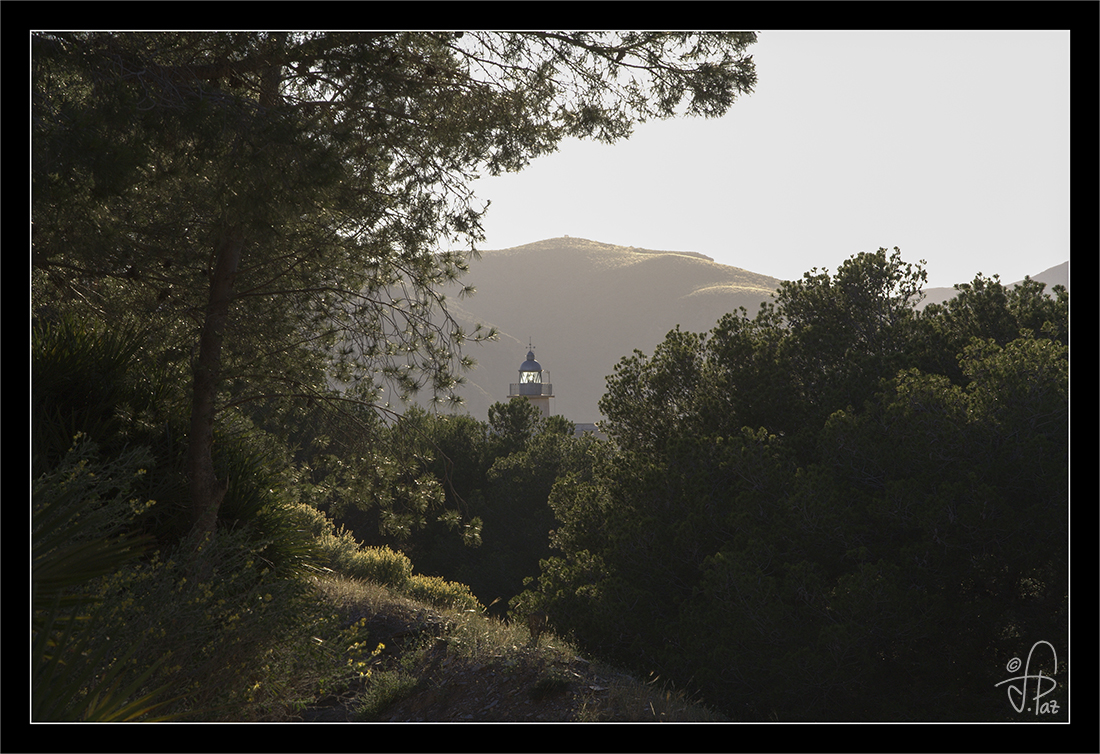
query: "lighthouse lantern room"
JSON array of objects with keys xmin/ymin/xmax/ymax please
[{"xmin": 509, "ymin": 342, "xmax": 553, "ymax": 416}]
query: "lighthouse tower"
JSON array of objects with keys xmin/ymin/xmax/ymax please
[{"xmin": 509, "ymin": 342, "xmax": 553, "ymax": 417}]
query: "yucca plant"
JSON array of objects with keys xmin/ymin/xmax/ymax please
[
  {"xmin": 31, "ymin": 311, "xmax": 194, "ymax": 540},
  {"xmin": 32, "ymin": 595, "xmax": 180, "ymax": 721},
  {"xmin": 32, "ymin": 312, "xmax": 311, "ymax": 570},
  {"xmin": 31, "ymin": 314, "xmax": 166, "ymax": 474},
  {"xmin": 31, "ymin": 439, "xmax": 182, "ymax": 721},
  {"xmin": 211, "ymin": 419, "xmax": 321, "ymax": 578}
]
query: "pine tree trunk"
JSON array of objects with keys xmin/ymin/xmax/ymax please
[
  {"xmin": 189, "ymin": 36, "xmax": 279, "ymax": 541},
  {"xmin": 188, "ymin": 226, "xmax": 244, "ymax": 538}
]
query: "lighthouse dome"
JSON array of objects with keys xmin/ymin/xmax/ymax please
[{"xmin": 520, "ymin": 350, "xmax": 542, "ymax": 373}]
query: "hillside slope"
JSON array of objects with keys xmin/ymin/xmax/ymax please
[
  {"xmin": 411, "ymin": 238, "xmax": 1067, "ymax": 423},
  {"xmin": 427, "ymin": 237, "xmax": 783, "ymax": 423},
  {"xmin": 298, "ymin": 575, "xmax": 725, "ymax": 722},
  {"xmin": 918, "ymin": 260, "xmax": 1069, "ymax": 308}
]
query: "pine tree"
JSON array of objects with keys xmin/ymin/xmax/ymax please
[{"xmin": 32, "ymin": 31, "xmax": 758, "ymax": 540}]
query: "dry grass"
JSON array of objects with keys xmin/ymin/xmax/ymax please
[
  {"xmin": 306, "ymin": 573, "xmax": 727, "ymax": 722},
  {"xmin": 575, "ymin": 671, "xmax": 729, "ymax": 722}
]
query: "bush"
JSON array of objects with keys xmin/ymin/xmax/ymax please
[
  {"xmin": 307, "ymin": 508, "xmax": 480, "ymax": 610},
  {"xmin": 313, "ymin": 524, "xmax": 415, "ymax": 587},
  {"xmin": 403, "ymin": 574, "xmax": 481, "ymax": 611}
]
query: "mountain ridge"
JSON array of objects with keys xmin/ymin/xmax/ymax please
[
  {"xmin": 416, "ymin": 238, "xmax": 1066, "ymax": 423},
  {"xmin": 431, "ymin": 237, "xmax": 783, "ymax": 422},
  {"xmin": 919, "ymin": 260, "xmax": 1068, "ymax": 308}
]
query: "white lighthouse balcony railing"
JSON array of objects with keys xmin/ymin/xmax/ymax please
[{"xmin": 509, "ymin": 383, "xmax": 553, "ymax": 397}]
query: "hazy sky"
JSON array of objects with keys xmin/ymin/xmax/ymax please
[{"xmin": 472, "ymin": 30, "xmax": 1070, "ymax": 290}]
